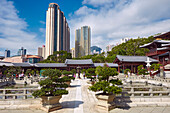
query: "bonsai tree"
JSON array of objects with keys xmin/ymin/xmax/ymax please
[
  {"xmin": 138, "ymin": 65, "xmax": 148, "ymax": 75},
  {"xmin": 89, "ymin": 64, "xmax": 122, "ymax": 95},
  {"xmin": 124, "ymin": 69, "xmax": 131, "ymax": 75},
  {"xmin": 81, "ymin": 69, "xmax": 86, "ymax": 74},
  {"xmin": 86, "ymin": 68, "xmax": 96, "ymax": 81},
  {"xmin": 150, "ymin": 63, "xmax": 162, "ymax": 71},
  {"xmin": 71, "ymin": 69, "xmax": 76, "ymax": 75},
  {"xmin": 62, "ymin": 70, "xmax": 72, "ymax": 76},
  {"xmin": 32, "ymin": 69, "xmax": 68, "ymax": 97}
]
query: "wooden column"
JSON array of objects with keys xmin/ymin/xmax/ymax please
[
  {"xmin": 131, "ymin": 65, "xmax": 133, "ymax": 73},
  {"xmin": 118, "ymin": 65, "xmax": 120, "ymax": 73}
]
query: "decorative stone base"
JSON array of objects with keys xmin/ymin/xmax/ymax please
[
  {"xmin": 41, "ymin": 96, "xmax": 62, "ymax": 112},
  {"xmin": 41, "ymin": 104, "xmax": 62, "ymax": 112},
  {"xmin": 96, "ymin": 94, "xmax": 116, "ymax": 111}
]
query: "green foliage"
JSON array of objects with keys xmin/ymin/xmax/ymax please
[
  {"xmin": 110, "ymin": 79, "xmax": 123, "ymax": 85},
  {"xmin": 5, "ymin": 66, "xmax": 22, "ymax": 78},
  {"xmin": 89, "ymin": 81, "xmax": 122, "ymax": 94},
  {"xmin": 81, "ymin": 69, "xmax": 86, "ymax": 74},
  {"xmin": 86, "ymin": 68, "xmax": 96, "ymax": 76},
  {"xmin": 39, "ymin": 50, "xmax": 72, "ymax": 63},
  {"xmin": 97, "ymin": 65, "xmax": 118, "ymax": 82},
  {"xmin": 89, "ymin": 65, "xmax": 122, "ymax": 94},
  {"xmin": 25, "ymin": 69, "xmax": 32, "ymax": 76},
  {"xmin": 150, "ymin": 63, "xmax": 162, "ymax": 71},
  {"xmin": 124, "ymin": 69, "xmax": 131, "ymax": 75},
  {"xmin": 108, "ymin": 36, "xmax": 154, "ymax": 57},
  {"xmin": 32, "ymin": 69, "xmax": 68, "ymax": 97},
  {"xmin": 137, "ymin": 65, "xmax": 148, "ymax": 75},
  {"xmin": 62, "ymin": 70, "xmax": 72, "ymax": 76},
  {"xmin": 71, "ymin": 69, "xmax": 76, "ymax": 74}
]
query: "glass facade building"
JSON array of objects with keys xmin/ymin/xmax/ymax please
[
  {"xmin": 5, "ymin": 49, "xmax": 10, "ymax": 58},
  {"xmin": 75, "ymin": 26, "xmax": 91, "ymax": 58}
]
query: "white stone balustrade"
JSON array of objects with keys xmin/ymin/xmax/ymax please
[{"xmin": 0, "ymin": 88, "xmax": 38, "ymax": 100}]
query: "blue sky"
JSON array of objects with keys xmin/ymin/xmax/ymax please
[{"xmin": 0, "ymin": 0, "xmax": 170, "ymax": 56}]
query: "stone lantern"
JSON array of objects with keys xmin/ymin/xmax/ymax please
[
  {"xmin": 145, "ymin": 57, "xmax": 151, "ymax": 75},
  {"xmin": 77, "ymin": 66, "xmax": 81, "ymax": 79}
]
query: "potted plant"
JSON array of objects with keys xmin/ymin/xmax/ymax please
[
  {"xmin": 32, "ymin": 69, "xmax": 68, "ymax": 112},
  {"xmin": 89, "ymin": 64, "xmax": 122, "ymax": 111}
]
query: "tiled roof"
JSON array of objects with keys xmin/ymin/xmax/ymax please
[
  {"xmin": 116, "ymin": 55, "xmax": 158, "ymax": 62},
  {"xmin": 94, "ymin": 63, "xmax": 118, "ymax": 67},
  {"xmin": 140, "ymin": 40, "xmax": 170, "ymax": 48},
  {"xmin": 158, "ymin": 52, "xmax": 169, "ymax": 57},
  {"xmin": 12, "ymin": 63, "xmax": 33, "ymax": 67},
  {"xmin": 65, "ymin": 59, "xmax": 93, "ymax": 65},
  {"xmin": 35, "ymin": 63, "xmax": 67, "ymax": 67},
  {"xmin": 0, "ymin": 61, "xmax": 13, "ymax": 66}
]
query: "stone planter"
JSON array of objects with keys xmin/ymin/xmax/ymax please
[
  {"xmin": 41, "ymin": 96, "xmax": 62, "ymax": 112},
  {"xmin": 95, "ymin": 93, "xmax": 115, "ymax": 111}
]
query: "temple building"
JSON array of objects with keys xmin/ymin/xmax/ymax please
[
  {"xmin": 113, "ymin": 55, "xmax": 158, "ymax": 73},
  {"xmin": 140, "ymin": 31, "xmax": 170, "ymax": 66}
]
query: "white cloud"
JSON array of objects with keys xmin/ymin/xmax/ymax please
[
  {"xmin": 0, "ymin": 0, "xmax": 43, "ymax": 56},
  {"xmin": 39, "ymin": 28, "xmax": 46, "ymax": 39},
  {"xmin": 40, "ymin": 21, "xmax": 45, "ymax": 24},
  {"xmin": 69, "ymin": 0, "xmax": 170, "ymax": 50},
  {"xmin": 82, "ymin": 0, "xmax": 116, "ymax": 7}
]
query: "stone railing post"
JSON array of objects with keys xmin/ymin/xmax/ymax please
[
  {"xmin": 23, "ymin": 89, "xmax": 27, "ymax": 99},
  {"xmin": 3, "ymin": 89, "xmax": 6, "ymax": 99},
  {"xmin": 131, "ymin": 87, "xmax": 134, "ymax": 97},
  {"xmin": 149, "ymin": 87, "xmax": 153, "ymax": 97},
  {"xmin": 13, "ymin": 95, "xmax": 17, "ymax": 99},
  {"xmin": 159, "ymin": 93, "xmax": 162, "ymax": 97}
]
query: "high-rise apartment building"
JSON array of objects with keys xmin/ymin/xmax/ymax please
[
  {"xmin": 75, "ymin": 26, "xmax": 91, "ymax": 58},
  {"xmin": 38, "ymin": 45, "xmax": 46, "ymax": 59},
  {"xmin": 17, "ymin": 47, "xmax": 26, "ymax": 56},
  {"xmin": 45, "ymin": 3, "xmax": 70, "ymax": 59},
  {"xmin": 75, "ymin": 29, "xmax": 81, "ymax": 58},
  {"xmin": 38, "ymin": 47, "xmax": 42, "ymax": 57},
  {"xmin": 5, "ymin": 49, "xmax": 10, "ymax": 58}
]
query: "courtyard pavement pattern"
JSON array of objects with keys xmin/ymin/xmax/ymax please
[{"xmin": 1, "ymin": 78, "xmax": 170, "ymax": 113}]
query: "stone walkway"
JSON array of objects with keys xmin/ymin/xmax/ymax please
[{"xmin": 1, "ymin": 78, "xmax": 170, "ymax": 113}]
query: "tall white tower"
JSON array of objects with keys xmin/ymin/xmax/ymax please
[{"xmin": 45, "ymin": 3, "xmax": 70, "ymax": 59}]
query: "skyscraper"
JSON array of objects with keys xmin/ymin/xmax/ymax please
[
  {"xmin": 38, "ymin": 45, "xmax": 46, "ymax": 59},
  {"xmin": 45, "ymin": 3, "xmax": 70, "ymax": 59},
  {"xmin": 75, "ymin": 26, "xmax": 91, "ymax": 58},
  {"xmin": 75, "ymin": 29, "xmax": 81, "ymax": 58},
  {"xmin": 38, "ymin": 47, "xmax": 42, "ymax": 57},
  {"xmin": 17, "ymin": 47, "xmax": 26, "ymax": 56},
  {"xmin": 5, "ymin": 49, "xmax": 10, "ymax": 58}
]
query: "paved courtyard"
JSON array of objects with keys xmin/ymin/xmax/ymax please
[{"xmin": 1, "ymin": 78, "xmax": 170, "ymax": 113}]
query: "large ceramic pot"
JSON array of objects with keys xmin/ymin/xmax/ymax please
[
  {"xmin": 41, "ymin": 96, "xmax": 62, "ymax": 112},
  {"xmin": 95, "ymin": 93, "xmax": 115, "ymax": 111}
]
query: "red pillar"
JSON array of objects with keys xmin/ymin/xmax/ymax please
[{"xmin": 118, "ymin": 65, "xmax": 120, "ymax": 73}]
